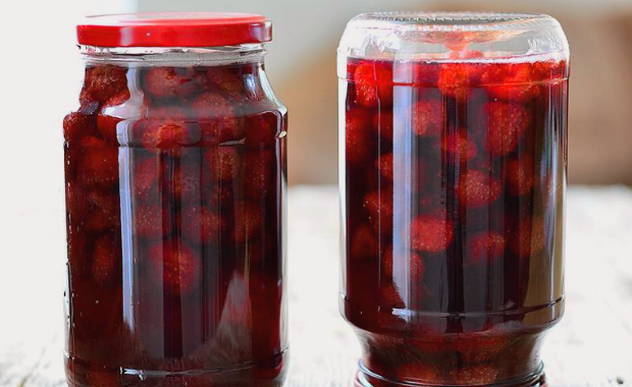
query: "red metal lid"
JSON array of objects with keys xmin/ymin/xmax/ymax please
[{"xmin": 77, "ymin": 12, "xmax": 272, "ymax": 48}]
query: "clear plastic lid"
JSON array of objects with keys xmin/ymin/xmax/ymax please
[{"xmin": 338, "ymin": 12, "xmax": 569, "ymax": 64}]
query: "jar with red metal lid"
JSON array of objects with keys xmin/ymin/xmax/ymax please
[
  {"xmin": 338, "ymin": 12, "xmax": 569, "ymax": 386},
  {"xmin": 63, "ymin": 12, "xmax": 287, "ymax": 386}
]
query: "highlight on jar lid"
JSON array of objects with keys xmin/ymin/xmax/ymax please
[
  {"xmin": 77, "ymin": 12, "xmax": 272, "ymax": 48},
  {"xmin": 338, "ymin": 12, "xmax": 569, "ymax": 63}
]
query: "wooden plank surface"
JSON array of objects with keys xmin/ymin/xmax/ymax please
[{"xmin": 1, "ymin": 186, "xmax": 631, "ymax": 386}]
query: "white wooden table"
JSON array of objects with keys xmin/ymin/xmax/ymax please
[{"xmin": 1, "ymin": 186, "xmax": 631, "ymax": 386}]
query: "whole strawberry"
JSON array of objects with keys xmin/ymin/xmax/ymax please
[
  {"xmin": 363, "ymin": 190, "xmax": 393, "ymax": 235},
  {"xmin": 143, "ymin": 67, "xmax": 200, "ymax": 98},
  {"xmin": 484, "ymin": 101, "xmax": 531, "ymax": 156},
  {"xmin": 466, "ymin": 232, "xmax": 506, "ymax": 264},
  {"xmin": 192, "ymin": 91, "xmax": 244, "ymax": 145},
  {"xmin": 146, "ymin": 241, "xmax": 202, "ymax": 296},
  {"xmin": 349, "ymin": 225, "xmax": 379, "ymax": 262},
  {"xmin": 181, "ymin": 205, "xmax": 226, "ymax": 245},
  {"xmin": 91, "ymin": 234, "xmax": 121, "ymax": 286},
  {"xmin": 458, "ymin": 170, "xmax": 502, "ymax": 208},
  {"xmin": 412, "ymin": 100, "xmax": 445, "ymax": 137},
  {"xmin": 81, "ymin": 65, "xmax": 128, "ymax": 103},
  {"xmin": 506, "ymin": 157, "xmax": 535, "ymax": 196},
  {"xmin": 76, "ymin": 137, "xmax": 119, "ymax": 188},
  {"xmin": 345, "ymin": 109, "xmax": 374, "ymax": 165},
  {"xmin": 411, "ymin": 215, "xmax": 454, "ymax": 253},
  {"xmin": 353, "ymin": 62, "xmax": 393, "ymax": 107}
]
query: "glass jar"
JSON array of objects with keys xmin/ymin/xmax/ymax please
[
  {"xmin": 338, "ymin": 12, "xmax": 568, "ymax": 386},
  {"xmin": 63, "ymin": 13, "xmax": 287, "ymax": 386}
]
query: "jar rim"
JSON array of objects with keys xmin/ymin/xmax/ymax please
[
  {"xmin": 79, "ymin": 44, "xmax": 266, "ymax": 66},
  {"xmin": 349, "ymin": 12, "xmax": 556, "ymax": 31},
  {"xmin": 338, "ymin": 11, "xmax": 569, "ymax": 63}
]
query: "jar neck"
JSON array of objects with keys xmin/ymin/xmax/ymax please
[{"xmin": 79, "ymin": 44, "xmax": 266, "ymax": 66}]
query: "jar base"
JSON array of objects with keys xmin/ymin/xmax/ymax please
[
  {"xmin": 354, "ymin": 361, "xmax": 546, "ymax": 387},
  {"xmin": 65, "ymin": 353, "xmax": 287, "ymax": 387}
]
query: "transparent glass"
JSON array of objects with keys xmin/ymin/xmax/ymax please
[
  {"xmin": 338, "ymin": 12, "xmax": 568, "ymax": 386},
  {"xmin": 63, "ymin": 44, "xmax": 288, "ymax": 386}
]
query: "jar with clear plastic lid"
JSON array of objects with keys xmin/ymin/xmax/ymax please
[
  {"xmin": 63, "ymin": 12, "xmax": 287, "ymax": 386},
  {"xmin": 338, "ymin": 12, "xmax": 569, "ymax": 386}
]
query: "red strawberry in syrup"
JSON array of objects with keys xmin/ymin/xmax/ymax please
[
  {"xmin": 441, "ymin": 131, "xmax": 478, "ymax": 161},
  {"xmin": 91, "ymin": 234, "xmax": 121, "ymax": 286},
  {"xmin": 65, "ymin": 225, "xmax": 90, "ymax": 279},
  {"xmin": 532, "ymin": 60, "xmax": 567, "ymax": 82},
  {"xmin": 349, "ymin": 225, "xmax": 379, "ymax": 262},
  {"xmin": 84, "ymin": 189, "xmax": 120, "ymax": 233},
  {"xmin": 353, "ymin": 62, "xmax": 393, "ymax": 107},
  {"xmin": 192, "ymin": 92, "xmax": 244, "ymax": 145},
  {"xmin": 205, "ymin": 65, "xmax": 253, "ymax": 101},
  {"xmin": 95, "ymin": 114, "xmax": 122, "ymax": 144},
  {"xmin": 244, "ymin": 112, "xmax": 280, "ymax": 146},
  {"xmin": 376, "ymin": 153, "xmax": 394, "ymax": 180},
  {"xmin": 205, "ymin": 147, "xmax": 242, "ymax": 182},
  {"xmin": 467, "ymin": 231, "xmax": 505, "ymax": 264},
  {"xmin": 346, "ymin": 109, "xmax": 374, "ymax": 165},
  {"xmin": 181, "ymin": 205, "xmax": 226, "ymax": 245},
  {"xmin": 172, "ymin": 154, "xmax": 203, "ymax": 205},
  {"xmin": 484, "ymin": 101, "xmax": 531, "ymax": 156},
  {"xmin": 245, "ymin": 149, "xmax": 275, "ymax": 198},
  {"xmin": 210, "ymin": 183, "xmax": 234, "ymax": 208},
  {"xmin": 509, "ymin": 216, "xmax": 546, "ymax": 258},
  {"xmin": 233, "ymin": 201, "xmax": 263, "ymax": 244},
  {"xmin": 143, "ymin": 67, "xmax": 199, "ymax": 98},
  {"xmin": 382, "ymin": 247, "xmax": 425, "ymax": 281},
  {"xmin": 481, "ymin": 62, "xmax": 539, "ymax": 102},
  {"xmin": 63, "ymin": 102, "xmax": 99, "ymax": 143},
  {"xmin": 458, "ymin": 170, "xmax": 502, "ymax": 208},
  {"xmin": 363, "ymin": 190, "xmax": 393, "ymax": 235},
  {"xmin": 410, "ymin": 61, "xmax": 440, "ymax": 85},
  {"xmin": 133, "ymin": 204, "xmax": 172, "ymax": 240},
  {"xmin": 81, "ymin": 65, "xmax": 128, "ymax": 103},
  {"xmin": 373, "ymin": 110, "xmax": 393, "ymax": 140},
  {"xmin": 437, "ymin": 63, "xmax": 482, "ymax": 101},
  {"xmin": 412, "ymin": 100, "xmax": 444, "ymax": 137},
  {"xmin": 76, "ymin": 136, "xmax": 119, "ymax": 188},
  {"xmin": 133, "ymin": 118, "xmax": 197, "ymax": 149},
  {"xmin": 103, "ymin": 89, "xmax": 130, "ymax": 107},
  {"xmin": 147, "ymin": 240, "xmax": 202, "ymax": 296},
  {"xmin": 132, "ymin": 156, "xmax": 160, "ymax": 201},
  {"xmin": 411, "ymin": 215, "xmax": 454, "ymax": 253},
  {"xmin": 379, "ymin": 284, "xmax": 405, "ymax": 309},
  {"xmin": 506, "ymin": 157, "xmax": 535, "ymax": 196}
]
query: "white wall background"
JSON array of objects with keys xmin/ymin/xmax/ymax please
[{"xmin": 0, "ymin": 0, "xmax": 134, "ymax": 360}]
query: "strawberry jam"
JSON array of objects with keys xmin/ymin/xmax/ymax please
[
  {"xmin": 339, "ymin": 12, "xmax": 569, "ymax": 387},
  {"xmin": 64, "ymin": 13, "xmax": 286, "ymax": 387}
]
